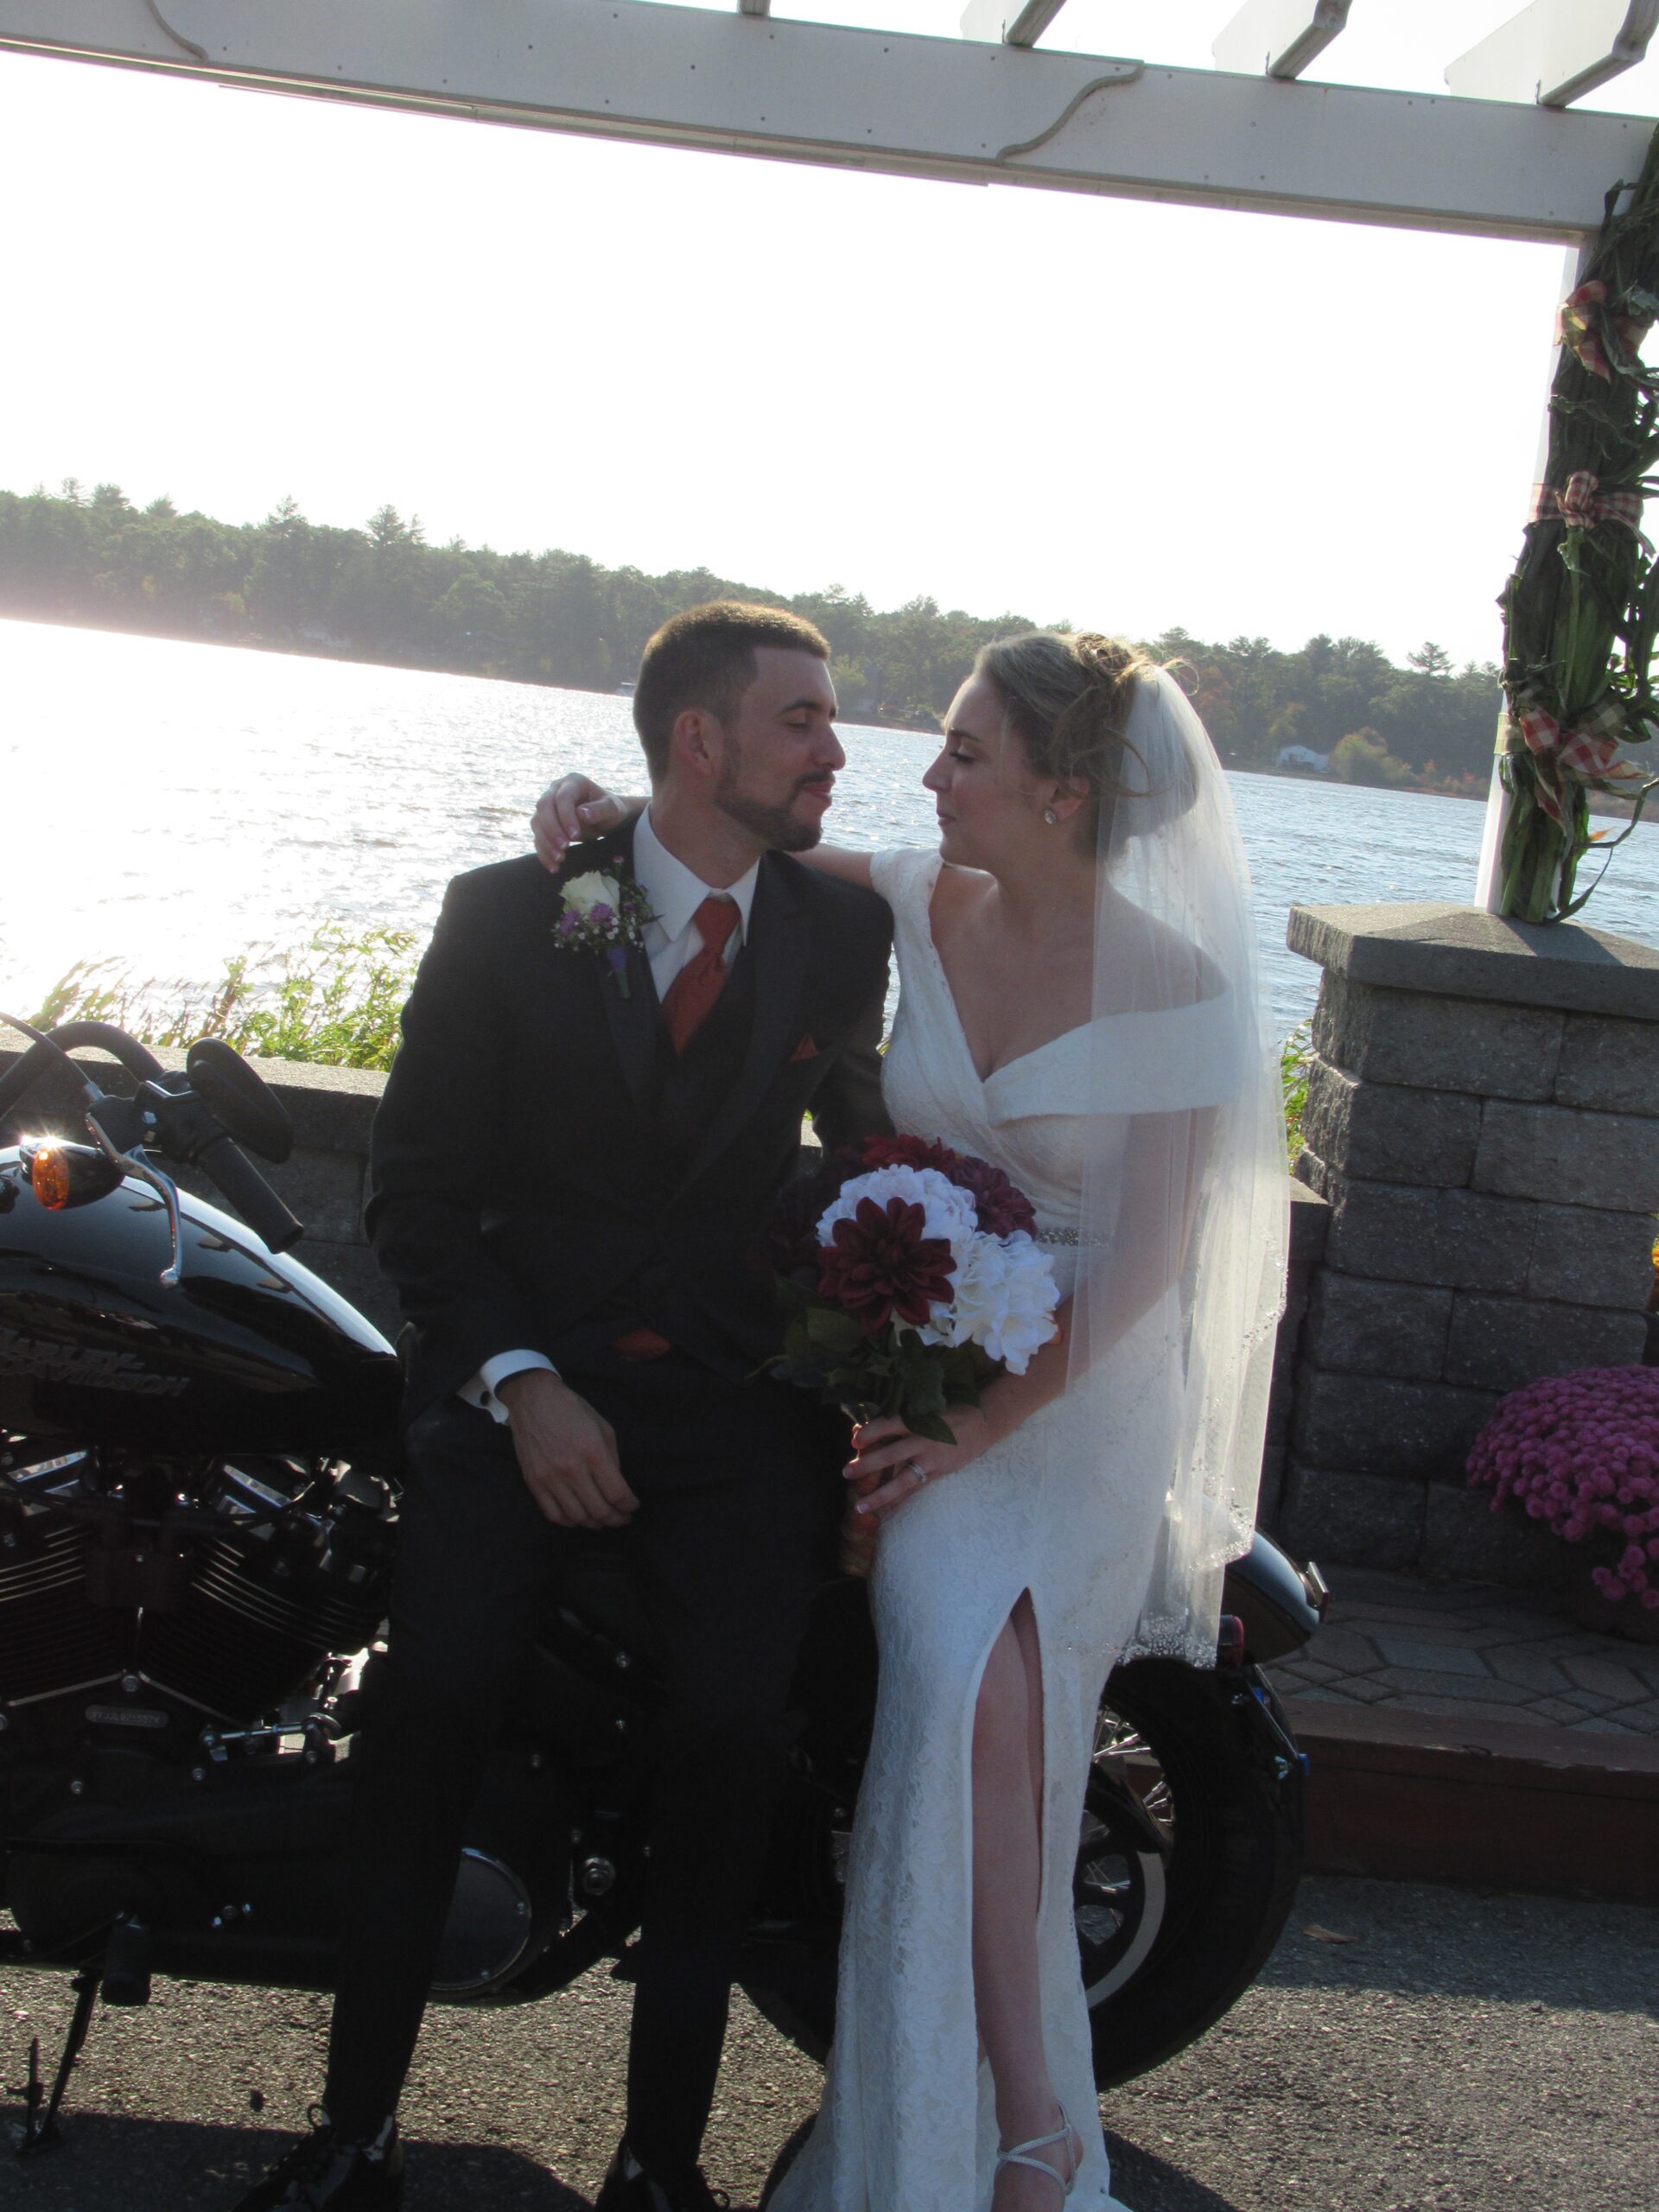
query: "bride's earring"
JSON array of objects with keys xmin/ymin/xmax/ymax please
[{"xmin": 1043, "ymin": 807, "xmax": 1058, "ymax": 825}]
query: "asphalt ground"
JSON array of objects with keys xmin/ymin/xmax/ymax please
[{"xmin": 1, "ymin": 1876, "xmax": 1654, "ymax": 2212}]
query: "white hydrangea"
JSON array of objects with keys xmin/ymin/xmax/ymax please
[
  {"xmin": 918, "ymin": 1230, "xmax": 1060, "ymax": 1375},
  {"xmin": 817, "ymin": 1165, "xmax": 978, "ymax": 1260}
]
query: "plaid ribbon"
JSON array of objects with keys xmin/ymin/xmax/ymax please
[
  {"xmin": 1510, "ymin": 690, "xmax": 1649, "ymax": 828},
  {"xmin": 1529, "ymin": 471, "xmax": 1646, "ymax": 535}
]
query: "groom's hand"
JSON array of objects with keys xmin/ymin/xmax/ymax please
[{"xmin": 497, "ymin": 1368, "xmax": 638, "ymax": 1528}]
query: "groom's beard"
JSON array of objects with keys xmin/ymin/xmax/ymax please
[{"xmin": 714, "ymin": 760, "xmax": 828, "ymax": 853}]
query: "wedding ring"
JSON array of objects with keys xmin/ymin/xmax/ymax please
[{"xmin": 903, "ymin": 1459, "xmax": 929, "ymax": 1487}]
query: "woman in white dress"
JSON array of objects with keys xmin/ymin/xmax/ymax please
[{"xmin": 535, "ymin": 633, "xmax": 1286, "ymax": 2212}]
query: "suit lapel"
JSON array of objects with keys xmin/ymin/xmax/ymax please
[
  {"xmin": 674, "ymin": 853, "xmax": 808, "ymax": 1198},
  {"xmin": 552, "ymin": 821, "xmax": 662, "ymax": 1128}
]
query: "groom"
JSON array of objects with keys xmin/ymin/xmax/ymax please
[{"xmin": 233, "ymin": 603, "xmax": 892, "ymax": 2212}]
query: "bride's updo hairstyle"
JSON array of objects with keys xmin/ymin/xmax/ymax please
[{"xmin": 974, "ymin": 631, "xmax": 1198, "ymax": 849}]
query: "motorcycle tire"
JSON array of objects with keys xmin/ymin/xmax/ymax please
[
  {"xmin": 1083, "ymin": 1656, "xmax": 1302, "ymax": 2087},
  {"xmin": 749, "ymin": 1654, "xmax": 1301, "ymax": 2199}
]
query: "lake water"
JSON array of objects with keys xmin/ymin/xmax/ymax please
[{"xmin": 5, "ymin": 616, "xmax": 1659, "ymax": 1044}]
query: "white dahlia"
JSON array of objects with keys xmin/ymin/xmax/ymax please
[
  {"xmin": 919, "ymin": 1230, "xmax": 1060, "ymax": 1374},
  {"xmin": 816, "ymin": 1165, "xmax": 978, "ymax": 1260}
]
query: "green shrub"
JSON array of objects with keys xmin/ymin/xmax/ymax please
[
  {"xmin": 1281, "ymin": 1020, "xmax": 1313, "ymax": 1161},
  {"xmin": 27, "ymin": 923, "xmax": 421, "ymax": 1073},
  {"xmin": 1330, "ymin": 728, "xmax": 1412, "ymax": 786}
]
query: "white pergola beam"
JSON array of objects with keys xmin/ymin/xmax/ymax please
[
  {"xmin": 1446, "ymin": 0, "xmax": 1659, "ymax": 111},
  {"xmin": 1211, "ymin": 0, "xmax": 1354, "ymax": 84},
  {"xmin": 0, "ymin": 0, "xmax": 1647, "ymax": 245},
  {"xmin": 960, "ymin": 0, "xmax": 1071, "ymax": 50}
]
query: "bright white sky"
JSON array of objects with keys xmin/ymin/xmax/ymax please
[{"xmin": 3, "ymin": 3, "xmax": 1656, "ymax": 666}]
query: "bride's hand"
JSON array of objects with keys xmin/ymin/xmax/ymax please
[
  {"xmin": 846, "ymin": 1407, "xmax": 994, "ymax": 1522},
  {"xmin": 532, "ymin": 774, "xmax": 630, "ymax": 870}
]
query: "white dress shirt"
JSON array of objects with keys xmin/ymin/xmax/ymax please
[{"xmin": 463, "ymin": 808, "xmax": 761, "ymax": 1421}]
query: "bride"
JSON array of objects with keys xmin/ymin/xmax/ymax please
[{"xmin": 533, "ymin": 632, "xmax": 1286, "ymax": 2212}]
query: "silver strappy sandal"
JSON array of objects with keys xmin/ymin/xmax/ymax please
[{"xmin": 995, "ymin": 2105, "xmax": 1079, "ymax": 2199}]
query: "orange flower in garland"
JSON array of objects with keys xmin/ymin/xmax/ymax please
[{"xmin": 817, "ymin": 1197, "xmax": 957, "ymax": 1336}]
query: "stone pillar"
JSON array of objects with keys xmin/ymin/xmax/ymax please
[
  {"xmin": 1281, "ymin": 901, "xmax": 1659, "ymax": 1592},
  {"xmin": 1258, "ymin": 1180, "xmax": 1330, "ymax": 1531}
]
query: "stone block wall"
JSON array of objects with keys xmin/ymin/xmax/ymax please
[
  {"xmin": 1257, "ymin": 1180, "xmax": 1329, "ymax": 1530},
  {"xmin": 1279, "ymin": 903, "xmax": 1659, "ymax": 1592}
]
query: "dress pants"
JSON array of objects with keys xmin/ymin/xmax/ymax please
[{"xmin": 324, "ymin": 1362, "xmax": 844, "ymax": 2176}]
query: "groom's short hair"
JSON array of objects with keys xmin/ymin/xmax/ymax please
[{"xmin": 634, "ymin": 602, "xmax": 830, "ymax": 778}]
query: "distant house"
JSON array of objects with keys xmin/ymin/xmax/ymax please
[{"xmin": 1275, "ymin": 744, "xmax": 1331, "ymax": 773}]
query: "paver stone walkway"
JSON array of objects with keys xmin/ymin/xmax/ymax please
[{"xmin": 1262, "ymin": 1565, "xmax": 1659, "ymax": 1738}]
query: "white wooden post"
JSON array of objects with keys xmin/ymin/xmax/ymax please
[{"xmin": 1473, "ymin": 238, "xmax": 1598, "ymax": 912}]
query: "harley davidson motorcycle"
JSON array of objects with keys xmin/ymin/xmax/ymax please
[{"xmin": 0, "ymin": 1015, "xmax": 1325, "ymax": 2176}]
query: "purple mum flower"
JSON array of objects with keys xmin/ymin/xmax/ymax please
[{"xmin": 1469, "ymin": 1366, "xmax": 1659, "ymax": 1602}]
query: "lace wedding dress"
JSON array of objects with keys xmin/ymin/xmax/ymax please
[{"xmin": 771, "ymin": 846, "xmax": 1246, "ymax": 2212}]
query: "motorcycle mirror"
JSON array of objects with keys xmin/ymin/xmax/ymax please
[
  {"xmin": 21, "ymin": 1138, "xmax": 125, "ymax": 1211},
  {"xmin": 185, "ymin": 1039, "xmax": 294, "ymax": 1165}
]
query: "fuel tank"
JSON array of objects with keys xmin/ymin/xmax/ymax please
[{"xmin": 0, "ymin": 1149, "xmax": 400, "ymax": 1452}]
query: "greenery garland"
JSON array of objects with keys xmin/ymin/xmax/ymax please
[{"xmin": 1496, "ymin": 122, "xmax": 1659, "ymax": 922}]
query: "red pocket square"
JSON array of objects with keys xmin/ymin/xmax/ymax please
[{"xmin": 790, "ymin": 1033, "xmax": 821, "ymax": 1063}]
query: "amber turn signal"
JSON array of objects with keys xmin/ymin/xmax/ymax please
[
  {"xmin": 20, "ymin": 1139, "xmax": 124, "ymax": 1212},
  {"xmin": 29, "ymin": 1144, "xmax": 73, "ymax": 1211}
]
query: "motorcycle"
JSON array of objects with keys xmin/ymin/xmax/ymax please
[{"xmin": 0, "ymin": 1015, "xmax": 1326, "ymax": 2180}]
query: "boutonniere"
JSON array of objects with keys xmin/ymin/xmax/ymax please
[{"xmin": 552, "ymin": 869, "xmax": 658, "ymax": 998}]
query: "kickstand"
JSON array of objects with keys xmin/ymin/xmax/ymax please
[{"xmin": 9, "ymin": 1967, "xmax": 99, "ymax": 2157}]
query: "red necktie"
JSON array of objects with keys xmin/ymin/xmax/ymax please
[{"xmin": 662, "ymin": 894, "xmax": 740, "ymax": 1053}]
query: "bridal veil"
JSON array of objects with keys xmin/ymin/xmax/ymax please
[{"xmin": 1070, "ymin": 663, "xmax": 1288, "ymax": 1667}]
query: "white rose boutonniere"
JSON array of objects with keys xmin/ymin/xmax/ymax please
[{"xmin": 552, "ymin": 868, "xmax": 658, "ymax": 997}]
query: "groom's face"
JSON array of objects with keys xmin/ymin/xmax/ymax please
[{"xmin": 711, "ymin": 647, "xmax": 844, "ymax": 852}]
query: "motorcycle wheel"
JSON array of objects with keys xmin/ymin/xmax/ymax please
[
  {"xmin": 1081, "ymin": 1656, "xmax": 1302, "ymax": 2087},
  {"xmin": 747, "ymin": 1655, "xmax": 1301, "ymax": 2126}
]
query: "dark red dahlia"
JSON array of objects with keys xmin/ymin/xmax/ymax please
[
  {"xmin": 817, "ymin": 1197, "xmax": 957, "ymax": 1336},
  {"xmin": 861, "ymin": 1134, "xmax": 962, "ymax": 1176},
  {"xmin": 949, "ymin": 1154, "xmax": 1037, "ymax": 1237}
]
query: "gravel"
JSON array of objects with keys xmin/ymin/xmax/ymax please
[{"xmin": 2, "ymin": 1874, "xmax": 1655, "ymax": 2211}]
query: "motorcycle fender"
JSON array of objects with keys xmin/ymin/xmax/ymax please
[{"xmin": 1220, "ymin": 1531, "xmax": 1326, "ymax": 1663}]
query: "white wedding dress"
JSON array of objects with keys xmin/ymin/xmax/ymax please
[{"xmin": 771, "ymin": 846, "xmax": 1244, "ymax": 2212}]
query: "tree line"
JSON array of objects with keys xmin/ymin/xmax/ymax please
[{"xmin": 0, "ymin": 480, "xmax": 1502, "ymax": 789}]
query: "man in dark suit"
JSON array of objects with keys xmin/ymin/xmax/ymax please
[{"xmin": 233, "ymin": 604, "xmax": 892, "ymax": 2212}]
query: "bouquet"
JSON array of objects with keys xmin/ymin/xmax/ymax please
[{"xmin": 768, "ymin": 1135, "xmax": 1062, "ymax": 1566}]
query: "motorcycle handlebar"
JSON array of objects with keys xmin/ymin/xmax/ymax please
[
  {"xmin": 3, "ymin": 1014, "xmax": 305, "ymax": 1255},
  {"xmin": 194, "ymin": 1132, "xmax": 304, "ymax": 1255},
  {"xmin": 0, "ymin": 1020, "xmax": 168, "ymax": 1120}
]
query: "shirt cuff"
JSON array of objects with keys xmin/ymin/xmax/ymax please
[{"xmin": 460, "ymin": 1350, "xmax": 558, "ymax": 1425}]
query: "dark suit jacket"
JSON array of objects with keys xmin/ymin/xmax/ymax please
[{"xmin": 367, "ymin": 823, "xmax": 893, "ymax": 1421}]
